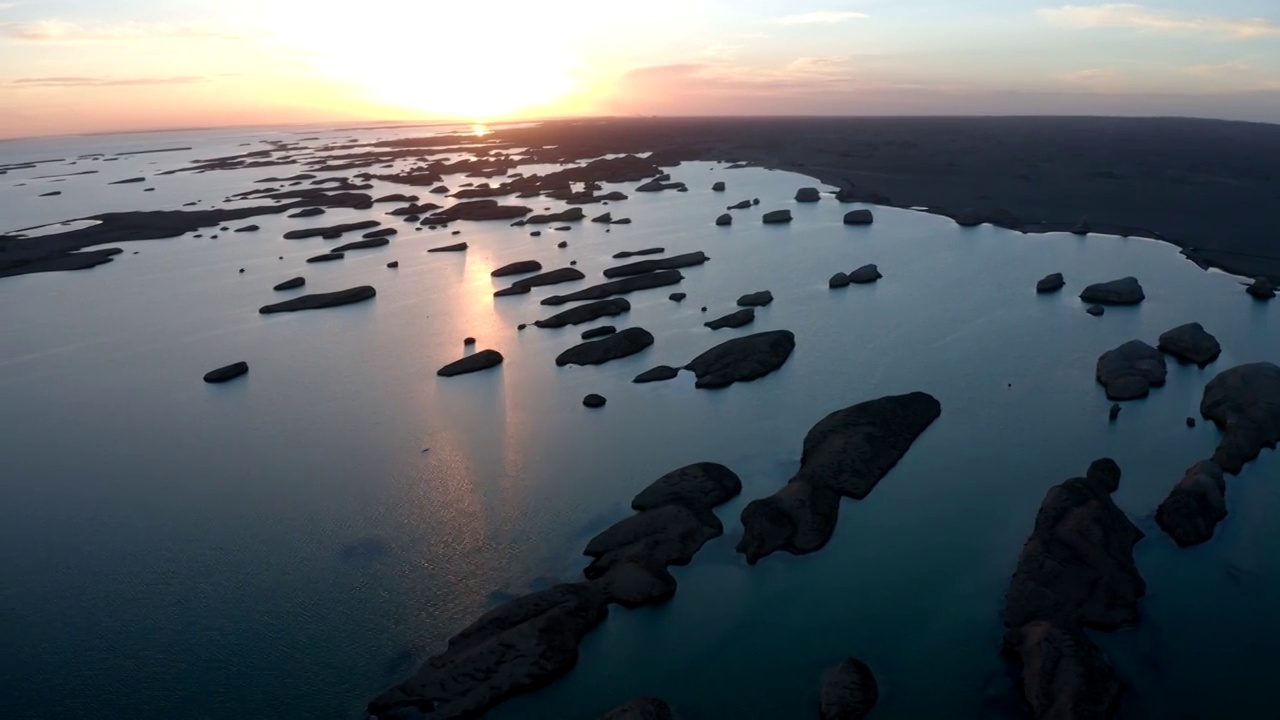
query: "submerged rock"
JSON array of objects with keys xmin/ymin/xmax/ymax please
[
  {"xmin": 1072, "ymin": 217, "xmax": 1093, "ymax": 235},
  {"xmin": 762, "ymin": 210, "xmax": 792, "ymax": 224},
  {"xmin": 1079, "ymin": 277, "xmax": 1144, "ymax": 305},
  {"xmin": 1096, "ymin": 340, "xmax": 1167, "ymax": 400},
  {"xmin": 259, "ymin": 285, "xmax": 375, "ymax": 314},
  {"xmin": 203, "ymin": 361, "xmax": 248, "ymax": 384},
  {"xmin": 542, "ymin": 271, "xmax": 684, "ymax": 306},
  {"xmin": 686, "ymin": 330, "xmax": 796, "ymax": 390},
  {"xmin": 273, "ymin": 276, "xmax": 305, "ymax": 291},
  {"xmin": 1004, "ymin": 458, "xmax": 1145, "ymax": 631},
  {"xmin": 737, "ymin": 290, "xmax": 773, "ymax": 307},
  {"xmin": 491, "ymin": 260, "xmax": 543, "ymax": 277},
  {"xmin": 634, "ymin": 365, "xmax": 680, "ymax": 383},
  {"xmin": 1200, "ymin": 362, "xmax": 1280, "ymax": 474},
  {"xmin": 1086, "ymin": 304, "xmax": 1105, "ymax": 317},
  {"xmin": 843, "ymin": 209, "xmax": 874, "ymax": 225},
  {"xmin": 583, "ymin": 393, "xmax": 607, "ymax": 408},
  {"xmin": 1036, "ymin": 273, "xmax": 1065, "ymax": 294},
  {"xmin": 705, "ymin": 308, "xmax": 755, "ymax": 330},
  {"xmin": 737, "ymin": 392, "xmax": 942, "ymax": 563},
  {"xmin": 848, "ymin": 264, "xmax": 881, "ymax": 284},
  {"xmin": 1002, "ymin": 620, "xmax": 1122, "ymax": 720},
  {"xmin": 1157, "ymin": 322, "xmax": 1221, "ymax": 367},
  {"xmin": 1156, "ymin": 460, "xmax": 1227, "ymax": 547},
  {"xmin": 715, "ymin": 213, "xmax": 732, "ymax": 226},
  {"xmin": 535, "ymin": 298, "xmax": 632, "ymax": 328},
  {"xmin": 1109, "ymin": 403, "xmax": 1122, "ymax": 422},
  {"xmin": 599, "ymin": 698, "xmax": 674, "ymax": 720},
  {"xmin": 556, "ymin": 327, "xmax": 654, "ymax": 367},
  {"xmin": 437, "ymin": 349, "xmax": 504, "ymax": 377},
  {"xmin": 1246, "ymin": 277, "xmax": 1275, "ymax": 300},
  {"xmin": 795, "ymin": 187, "xmax": 822, "ymax": 203},
  {"xmin": 604, "ymin": 251, "xmax": 709, "ymax": 279},
  {"xmin": 820, "ymin": 658, "xmax": 879, "ymax": 720}
]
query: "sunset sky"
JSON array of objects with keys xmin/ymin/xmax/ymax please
[{"xmin": 1, "ymin": 1, "xmax": 1278, "ymax": 138}]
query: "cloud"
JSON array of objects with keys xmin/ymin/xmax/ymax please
[
  {"xmin": 0, "ymin": 20, "xmax": 251, "ymax": 42},
  {"xmin": 1182, "ymin": 62, "xmax": 1254, "ymax": 77},
  {"xmin": 1038, "ymin": 4, "xmax": 1280, "ymax": 40},
  {"xmin": 7, "ymin": 76, "xmax": 210, "ymax": 88},
  {"xmin": 777, "ymin": 11, "xmax": 868, "ymax": 26}
]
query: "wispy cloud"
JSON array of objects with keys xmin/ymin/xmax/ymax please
[
  {"xmin": 777, "ymin": 11, "xmax": 868, "ymax": 26},
  {"xmin": 7, "ymin": 76, "xmax": 210, "ymax": 88},
  {"xmin": 1039, "ymin": 4, "xmax": 1280, "ymax": 40},
  {"xmin": 0, "ymin": 20, "xmax": 251, "ymax": 42}
]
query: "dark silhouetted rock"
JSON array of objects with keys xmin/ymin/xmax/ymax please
[
  {"xmin": 542, "ymin": 271, "xmax": 684, "ymax": 306},
  {"xmin": 715, "ymin": 213, "xmax": 732, "ymax": 226},
  {"xmin": 727, "ymin": 200, "xmax": 752, "ymax": 210},
  {"xmin": 1002, "ymin": 620, "xmax": 1121, "ymax": 720},
  {"xmin": 581, "ymin": 326, "xmax": 617, "ymax": 340},
  {"xmin": 1096, "ymin": 340, "xmax": 1167, "ymax": 400},
  {"xmin": 284, "ymin": 220, "xmax": 380, "ymax": 239},
  {"xmin": 427, "ymin": 199, "xmax": 531, "ymax": 222},
  {"xmin": 306, "ymin": 252, "xmax": 345, "ymax": 263},
  {"xmin": 366, "ymin": 582, "xmax": 608, "ymax": 720},
  {"xmin": 737, "ymin": 290, "xmax": 773, "ymax": 307},
  {"xmin": 535, "ymin": 298, "xmax": 632, "ymax": 328},
  {"xmin": 495, "ymin": 267, "xmax": 585, "ymax": 296},
  {"xmin": 386, "ymin": 261, "xmax": 399, "ymax": 268},
  {"xmin": 556, "ymin": 327, "xmax": 654, "ymax": 367},
  {"xmin": 1072, "ymin": 217, "xmax": 1092, "ymax": 235},
  {"xmin": 1109, "ymin": 403, "xmax": 1122, "ymax": 422},
  {"xmin": 613, "ymin": 248, "xmax": 664, "ymax": 259},
  {"xmin": 428, "ymin": 242, "xmax": 468, "ymax": 252},
  {"xmin": 1156, "ymin": 460, "xmax": 1227, "ymax": 547},
  {"xmin": 591, "ymin": 212, "xmax": 613, "ymax": 224},
  {"xmin": 259, "ymin": 285, "xmax": 375, "ymax": 313},
  {"xmin": 669, "ymin": 293, "xmax": 686, "ymax": 302},
  {"xmin": 955, "ymin": 209, "xmax": 983, "ymax": 226},
  {"xmin": 634, "ymin": 366, "xmax": 680, "ymax": 383},
  {"xmin": 203, "ymin": 361, "xmax": 248, "ymax": 384},
  {"xmin": 599, "ymin": 697, "xmax": 674, "ymax": 720},
  {"xmin": 273, "ymin": 276, "xmax": 305, "ymax": 291},
  {"xmin": 109, "ymin": 177, "xmax": 146, "ymax": 185},
  {"xmin": 737, "ymin": 392, "xmax": 941, "ymax": 563},
  {"xmin": 492, "ymin": 260, "xmax": 542, "ymax": 277},
  {"xmin": 1157, "ymin": 322, "xmax": 1221, "ymax": 367},
  {"xmin": 1200, "ymin": 362, "xmax": 1280, "ymax": 474},
  {"xmin": 464, "ymin": 337, "xmax": 476, "ymax": 346},
  {"xmin": 848, "ymin": 264, "xmax": 881, "ymax": 284},
  {"xmin": 1004, "ymin": 458, "xmax": 1145, "ymax": 631},
  {"xmin": 605, "ymin": 251, "xmax": 709, "ymax": 279},
  {"xmin": 437, "ymin": 349, "xmax": 504, "ymax": 377},
  {"xmin": 635, "ymin": 179, "xmax": 685, "ymax": 192},
  {"xmin": 712, "ymin": 181, "xmax": 726, "ymax": 192},
  {"xmin": 1086, "ymin": 304, "xmax": 1105, "ymax": 317},
  {"xmin": 843, "ymin": 209, "xmax": 874, "ymax": 225},
  {"xmin": 1036, "ymin": 273, "xmax": 1065, "ymax": 293},
  {"xmin": 288, "ymin": 207, "xmax": 326, "ymax": 218},
  {"xmin": 1079, "ymin": 277, "xmax": 1144, "ymax": 305},
  {"xmin": 795, "ymin": 187, "xmax": 822, "ymax": 202},
  {"xmin": 686, "ymin": 330, "xmax": 795, "ymax": 390},
  {"xmin": 1246, "ymin": 277, "xmax": 1275, "ymax": 300},
  {"xmin": 705, "ymin": 308, "xmax": 755, "ymax": 330},
  {"xmin": 363, "ymin": 227, "xmax": 398, "ymax": 239},
  {"xmin": 527, "ymin": 207, "xmax": 586, "ymax": 224},
  {"xmin": 762, "ymin": 210, "xmax": 792, "ymax": 224},
  {"xmin": 829, "ymin": 272, "xmax": 851, "ymax": 289},
  {"xmin": 1187, "ymin": 417, "xmax": 1196, "ymax": 428},
  {"xmin": 234, "ymin": 224, "xmax": 260, "ymax": 233},
  {"xmin": 558, "ymin": 241, "xmax": 569, "ymax": 248},
  {"xmin": 820, "ymin": 658, "xmax": 879, "ymax": 720},
  {"xmin": 583, "ymin": 394, "xmax": 607, "ymax": 408},
  {"xmin": 332, "ymin": 237, "xmax": 390, "ymax": 252}
]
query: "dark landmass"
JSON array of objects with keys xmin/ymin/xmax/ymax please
[
  {"xmin": 258, "ymin": 285, "xmax": 375, "ymax": 314},
  {"xmin": 1156, "ymin": 460, "xmax": 1228, "ymax": 547},
  {"xmin": 762, "ymin": 209, "xmax": 792, "ymax": 224},
  {"xmin": 363, "ymin": 227, "xmax": 397, "ymax": 239},
  {"xmin": 1200, "ymin": 362, "xmax": 1280, "ymax": 474},
  {"xmin": 480, "ymin": 117, "xmax": 1280, "ymax": 280},
  {"xmin": 438, "ymin": 349, "xmax": 504, "ymax": 377},
  {"xmin": 287, "ymin": 207, "xmax": 326, "ymax": 218},
  {"xmin": 1002, "ymin": 459, "xmax": 1145, "ymax": 719},
  {"xmin": 542, "ymin": 271, "xmax": 684, "ymax": 306},
  {"xmin": 820, "ymin": 658, "xmax": 879, "ymax": 720},
  {"xmin": 555, "ymin": 327, "xmax": 654, "ymax": 367},
  {"xmin": 737, "ymin": 392, "xmax": 941, "ymax": 563},
  {"xmin": 535, "ymin": 298, "xmax": 632, "ymax": 328},
  {"xmin": 685, "ymin": 329, "xmax": 795, "ymax": 389},
  {"xmin": 604, "ymin": 251, "xmax": 709, "ymax": 279},
  {"xmin": 203, "ymin": 361, "xmax": 248, "ymax": 384}
]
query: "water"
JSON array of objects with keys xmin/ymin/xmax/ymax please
[{"xmin": 1, "ymin": 127, "xmax": 1277, "ymax": 720}]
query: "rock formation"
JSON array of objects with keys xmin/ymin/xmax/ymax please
[
  {"xmin": 848, "ymin": 265, "xmax": 881, "ymax": 284},
  {"xmin": 705, "ymin": 308, "xmax": 755, "ymax": 330},
  {"xmin": 535, "ymin": 298, "xmax": 632, "ymax": 328},
  {"xmin": 634, "ymin": 366, "xmax": 680, "ymax": 383},
  {"xmin": 491, "ymin": 260, "xmax": 543, "ymax": 277},
  {"xmin": 437, "ymin": 349, "xmax": 504, "ymax": 377},
  {"xmin": 556, "ymin": 327, "xmax": 655, "ymax": 367},
  {"xmin": 762, "ymin": 210, "xmax": 792, "ymax": 224},
  {"xmin": 1079, "ymin": 277, "xmax": 1144, "ymax": 305},
  {"xmin": 1157, "ymin": 323, "xmax": 1221, "ymax": 367},
  {"xmin": 273, "ymin": 277, "xmax": 305, "ymax": 291},
  {"xmin": 542, "ymin": 271, "xmax": 684, "ymax": 306},
  {"xmin": 1200, "ymin": 362, "xmax": 1280, "ymax": 474},
  {"xmin": 259, "ymin": 286, "xmax": 375, "ymax": 313},
  {"xmin": 203, "ymin": 361, "xmax": 248, "ymax": 384},
  {"xmin": 819, "ymin": 658, "xmax": 879, "ymax": 720},
  {"xmin": 604, "ymin": 251, "xmax": 709, "ymax": 279},
  {"xmin": 843, "ymin": 209, "xmax": 874, "ymax": 225},
  {"xmin": 686, "ymin": 330, "xmax": 795, "ymax": 390},
  {"xmin": 1156, "ymin": 461, "xmax": 1227, "ymax": 547},
  {"xmin": 1036, "ymin": 273, "xmax": 1065, "ymax": 294},
  {"xmin": 1096, "ymin": 341, "xmax": 1167, "ymax": 400},
  {"xmin": 737, "ymin": 290, "xmax": 773, "ymax": 307}
]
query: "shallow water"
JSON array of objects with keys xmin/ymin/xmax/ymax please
[{"xmin": 1, "ymin": 127, "xmax": 1277, "ymax": 720}]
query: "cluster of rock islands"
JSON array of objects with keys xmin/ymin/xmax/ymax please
[{"xmin": 7, "ymin": 127, "xmax": 1278, "ymax": 720}]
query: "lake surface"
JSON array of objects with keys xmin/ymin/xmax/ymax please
[{"xmin": 1, "ymin": 125, "xmax": 1277, "ymax": 720}]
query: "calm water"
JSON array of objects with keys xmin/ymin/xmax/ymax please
[{"xmin": 1, "ymin": 126, "xmax": 1277, "ymax": 720}]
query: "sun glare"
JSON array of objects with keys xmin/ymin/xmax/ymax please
[{"xmin": 472, "ymin": 124, "xmax": 490, "ymax": 137}]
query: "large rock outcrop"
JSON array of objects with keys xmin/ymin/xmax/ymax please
[
  {"xmin": 843, "ymin": 209, "xmax": 874, "ymax": 225},
  {"xmin": 685, "ymin": 330, "xmax": 795, "ymax": 389},
  {"xmin": 437, "ymin": 349, "xmax": 504, "ymax": 377},
  {"xmin": 542, "ymin": 271, "xmax": 684, "ymax": 306},
  {"xmin": 556, "ymin": 327, "xmax": 654, "ymax": 367},
  {"xmin": 848, "ymin": 265, "xmax": 881, "ymax": 284},
  {"xmin": 491, "ymin": 260, "xmax": 542, "ymax": 277},
  {"xmin": 1002, "ymin": 620, "xmax": 1121, "ymax": 720},
  {"xmin": 1155, "ymin": 460, "xmax": 1227, "ymax": 547},
  {"xmin": 1200, "ymin": 362, "xmax": 1280, "ymax": 474},
  {"xmin": 819, "ymin": 658, "xmax": 879, "ymax": 720},
  {"xmin": 494, "ymin": 267, "xmax": 585, "ymax": 296},
  {"xmin": 762, "ymin": 210, "xmax": 792, "ymax": 224},
  {"xmin": 1079, "ymin": 277, "xmax": 1144, "ymax": 305},
  {"xmin": 1156, "ymin": 322, "xmax": 1221, "ymax": 367},
  {"xmin": 795, "ymin": 187, "xmax": 822, "ymax": 202},
  {"xmin": 604, "ymin": 251, "xmax": 709, "ymax": 278},
  {"xmin": 259, "ymin": 286, "xmax": 375, "ymax": 314},
  {"xmin": 1096, "ymin": 341, "xmax": 1167, "ymax": 401},
  {"xmin": 1036, "ymin": 273, "xmax": 1065, "ymax": 294},
  {"xmin": 535, "ymin": 298, "xmax": 632, "ymax": 328},
  {"xmin": 705, "ymin": 308, "xmax": 755, "ymax": 330},
  {"xmin": 737, "ymin": 392, "xmax": 941, "ymax": 563}
]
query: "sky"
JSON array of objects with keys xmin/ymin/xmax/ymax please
[{"xmin": 1, "ymin": 1, "xmax": 1278, "ymax": 138}]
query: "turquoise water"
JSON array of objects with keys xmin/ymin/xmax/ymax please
[{"xmin": 1, "ymin": 128, "xmax": 1277, "ymax": 719}]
